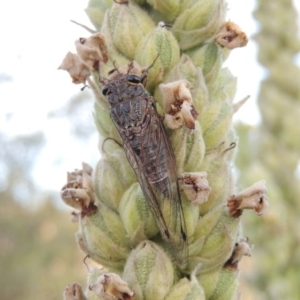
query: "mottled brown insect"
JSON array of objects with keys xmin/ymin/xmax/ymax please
[{"xmin": 100, "ymin": 59, "xmax": 188, "ymax": 265}]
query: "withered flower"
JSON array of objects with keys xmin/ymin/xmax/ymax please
[
  {"xmin": 107, "ymin": 60, "xmax": 147, "ymax": 80},
  {"xmin": 89, "ymin": 273, "xmax": 134, "ymax": 300},
  {"xmin": 160, "ymin": 80, "xmax": 198, "ymax": 130},
  {"xmin": 63, "ymin": 282, "xmax": 87, "ymax": 300},
  {"xmin": 215, "ymin": 21, "xmax": 248, "ymax": 49},
  {"xmin": 227, "ymin": 180, "xmax": 269, "ymax": 217},
  {"xmin": 181, "ymin": 172, "xmax": 211, "ymax": 205},
  {"xmin": 58, "ymin": 52, "xmax": 91, "ymax": 84},
  {"xmin": 75, "ymin": 33, "xmax": 108, "ymax": 70},
  {"xmin": 225, "ymin": 237, "xmax": 254, "ymax": 270},
  {"xmin": 61, "ymin": 162, "xmax": 95, "ymax": 212}
]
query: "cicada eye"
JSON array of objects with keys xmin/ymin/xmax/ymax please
[
  {"xmin": 102, "ymin": 85, "xmax": 111, "ymax": 96},
  {"xmin": 126, "ymin": 74, "xmax": 141, "ymax": 84}
]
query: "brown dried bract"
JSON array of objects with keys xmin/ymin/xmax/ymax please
[
  {"xmin": 89, "ymin": 273, "xmax": 134, "ymax": 300},
  {"xmin": 160, "ymin": 80, "xmax": 198, "ymax": 130},
  {"xmin": 181, "ymin": 172, "xmax": 211, "ymax": 205},
  {"xmin": 227, "ymin": 180, "xmax": 269, "ymax": 217},
  {"xmin": 58, "ymin": 52, "xmax": 91, "ymax": 84},
  {"xmin": 216, "ymin": 21, "xmax": 248, "ymax": 49},
  {"xmin": 75, "ymin": 33, "xmax": 108, "ymax": 70}
]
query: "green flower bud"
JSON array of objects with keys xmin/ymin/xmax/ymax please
[
  {"xmin": 123, "ymin": 241, "xmax": 174, "ymax": 300},
  {"xmin": 85, "ymin": 0, "xmax": 113, "ymax": 30},
  {"xmin": 169, "ymin": 122, "xmax": 205, "ymax": 174},
  {"xmin": 100, "ymin": 11, "xmax": 130, "ymax": 72},
  {"xmin": 189, "ymin": 42, "xmax": 223, "ymax": 83},
  {"xmin": 199, "ymin": 98, "xmax": 233, "ymax": 151},
  {"xmin": 135, "ymin": 22, "xmax": 180, "ymax": 91},
  {"xmin": 76, "ymin": 232, "xmax": 125, "ymax": 272},
  {"xmin": 119, "ymin": 183, "xmax": 159, "ymax": 244},
  {"xmin": 78, "ymin": 204, "xmax": 130, "ymax": 272},
  {"xmin": 202, "ymin": 160, "xmax": 233, "ymax": 213},
  {"xmin": 187, "ymin": 206, "xmax": 239, "ymax": 273},
  {"xmin": 207, "ymin": 67, "xmax": 237, "ymax": 103},
  {"xmin": 163, "ymin": 55, "xmax": 209, "ymax": 116},
  {"xmin": 93, "ymin": 102, "xmax": 120, "ymax": 141},
  {"xmin": 146, "ymin": 0, "xmax": 181, "ymax": 22},
  {"xmin": 181, "ymin": 193, "xmax": 200, "ymax": 238},
  {"xmin": 165, "ymin": 275, "xmax": 205, "ymax": 300},
  {"xmin": 199, "ymin": 143, "xmax": 236, "ymax": 214},
  {"xmin": 108, "ymin": 2, "xmax": 155, "ymax": 59},
  {"xmin": 198, "ymin": 268, "xmax": 238, "ymax": 300},
  {"xmin": 93, "ymin": 141, "xmax": 136, "ymax": 211},
  {"xmin": 172, "ymin": 0, "xmax": 226, "ymax": 50}
]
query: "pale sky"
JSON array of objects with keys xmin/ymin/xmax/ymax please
[{"xmin": 0, "ymin": 0, "xmax": 299, "ymax": 199}]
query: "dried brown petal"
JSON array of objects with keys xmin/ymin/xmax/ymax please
[
  {"xmin": 106, "ymin": 60, "xmax": 147, "ymax": 80},
  {"xmin": 61, "ymin": 162, "xmax": 95, "ymax": 211},
  {"xmin": 58, "ymin": 52, "xmax": 91, "ymax": 84},
  {"xmin": 225, "ymin": 237, "xmax": 254, "ymax": 270},
  {"xmin": 227, "ymin": 180, "xmax": 269, "ymax": 217},
  {"xmin": 160, "ymin": 80, "xmax": 198, "ymax": 130},
  {"xmin": 63, "ymin": 282, "xmax": 87, "ymax": 300},
  {"xmin": 75, "ymin": 33, "xmax": 108, "ymax": 70},
  {"xmin": 89, "ymin": 273, "xmax": 134, "ymax": 300},
  {"xmin": 181, "ymin": 172, "xmax": 211, "ymax": 205},
  {"xmin": 215, "ymin": 21, "xmax": 248, "ymax": 49}
]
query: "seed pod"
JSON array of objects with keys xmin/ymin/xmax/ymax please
[{"xmin": 123, "ymin": 241, "xmax": 174, "ymax": 300}]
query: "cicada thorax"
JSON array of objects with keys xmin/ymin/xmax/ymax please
[{"xmin": 101, "ymin": 62, "xmax": 188, "ymax": 266}]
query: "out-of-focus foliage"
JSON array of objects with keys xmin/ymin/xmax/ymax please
[
  {"xmin": 235, "ymin": 0, "xmax": 300, "ymax": 299},
  {"xmin": 0, "ymin": 97, "xmax": 92, "ymax": 299},
  {"xmin": 0, "ymin": 197, "xmax": 87, "ymax": 300}
]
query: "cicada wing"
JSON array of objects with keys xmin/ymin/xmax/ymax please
[
  {"xmin": 155, "ymin": 115, "xmax": 188, "ymax": 265},
  {"xmin": 112, "ymin": 103, "xmax": 188, "ymax": 265}
]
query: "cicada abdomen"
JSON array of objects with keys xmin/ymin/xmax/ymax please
[{"xmin": 100, "ymin": 61, "xmax": 188, "ymax": 265}]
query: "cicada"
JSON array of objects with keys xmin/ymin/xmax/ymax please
[{"xmin": 100, "ymin": 59, "xmax": 188, "ymax": 265}]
